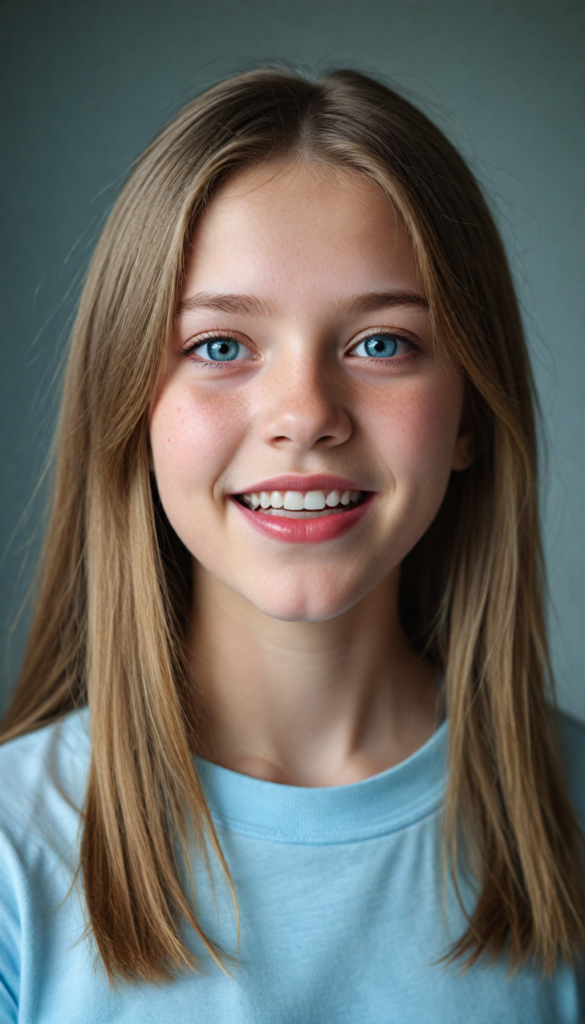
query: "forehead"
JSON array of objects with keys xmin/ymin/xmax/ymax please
[{"xmin": 184, "ymin": 160, "xmax": 420, "ymax": 305}]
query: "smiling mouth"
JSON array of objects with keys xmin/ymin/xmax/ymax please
[{"xmin": 235, "ymin": 488, "xmax": 368, "ymax": 518}]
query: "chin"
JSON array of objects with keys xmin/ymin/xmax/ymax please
[{"xmin": 239, "ymin": 575, "xmax": 367, "ymax": 623}]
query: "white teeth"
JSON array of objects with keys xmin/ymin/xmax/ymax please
[
  {"xmin": 284, "ymin": 491, "xmax": 305, "ymax": 510},
  {"xmin": 240, "ymin": 488, "xmax": 363, "ymax": 511},
  {"xmin": 305, "ymin": 490, "xmax": 326, "ymax": 510}
]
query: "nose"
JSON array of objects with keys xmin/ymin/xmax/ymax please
[{"xmin": 258, "ymin": 360, "xmax": 352, "ymax": 451}]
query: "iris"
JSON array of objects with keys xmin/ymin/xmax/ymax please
[
  {"xmin": 363, "ymin": 334, "xmax": 398, "ymax": 357},
  {"xmin": 207, "ymin": 338, "xmax": 240, "ymax": 360}
]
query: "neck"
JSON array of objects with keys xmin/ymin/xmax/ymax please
[{"xmin": 188, "ymin": 566, "xmax": 440, "ymax": 787}]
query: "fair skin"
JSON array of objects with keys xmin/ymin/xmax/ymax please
[{"xmin": 150, "ymin": 159, "xmax": 472, "ymax": 787}]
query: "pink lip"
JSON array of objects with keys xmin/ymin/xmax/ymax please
[
  {"xmin": 233, "ymin": 474, "xmax": 368, "ymax": 495},
  {"xmin": 231, "ymin": 493, "xmax": 375, "ymax": 544}
]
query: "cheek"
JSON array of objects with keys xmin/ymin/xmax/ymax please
[
  {"xmin": 365, "ymin": 375, "xmax": 463, "ymax": 486},
  {"xmin": 149, "ymin": 383, "xmax": 245, "ymax": 502}
]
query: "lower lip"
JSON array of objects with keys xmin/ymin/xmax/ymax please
[{"xmin": 231, "ymin": 494, "xmax": 374, "ymax": 544}]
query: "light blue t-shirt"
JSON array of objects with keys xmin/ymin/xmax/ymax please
[{"xmin": 0, "ymin": 706, "xmax": 584, "ymax": 1022}]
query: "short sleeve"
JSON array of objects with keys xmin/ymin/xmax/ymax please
[{"xmin": 0, "ymin": 836, "xmax": 20, "ymax": 1023}]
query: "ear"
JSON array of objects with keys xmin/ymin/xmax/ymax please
[
  {"xmin": 147, "ymin": 436, "xmax": 155, "ymax": 473},
  {"xmin": 451, "ymin": 427, "xmax": 475, "ymax": 471},
  {"xmin": 451, "ymin": 398, "xmax": 475, "ymax": 471}
]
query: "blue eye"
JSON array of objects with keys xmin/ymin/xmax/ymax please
[
  {"xmin": 352, "ymin": 333, "xmax": 405, "ymax": 359},
  {"xmin": 199, "ymin": 338, "xmax": 242, "ymax": 361}
]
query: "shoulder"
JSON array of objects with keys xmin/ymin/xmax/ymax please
[
  {"xmin": 0, "ymin": 710, "xmax": 90, "ymax": 1020},
  {"xmin": 0, "ymin": 708, "xmax": 90, "ymax": 849},
  {"xmin": 556, "ymin": 707, "xmax": 585, "ymax": 823}
]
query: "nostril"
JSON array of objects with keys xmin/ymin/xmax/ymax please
[
  {"xmin": 271, "ymin": 433, "xmax": 338, "ymax": 447},
  {"xmin": 262, "ymin": 404, "xmax": 352, "ymax": 451}
]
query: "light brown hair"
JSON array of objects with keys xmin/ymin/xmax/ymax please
[{"xmin": 3, "ymin": 67, "xmax": 585, "ymax": 982}]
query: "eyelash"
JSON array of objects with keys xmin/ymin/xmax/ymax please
[
  {"xmin": 181, "ymin": 330, "xmax": 420, "ymax": 366},
  {"xmin": 182, "ymin": 331, "xmax": 254, "ymax": 367},
  {"xmin": 349, "ymin": 332, "xmax": 420, "ymax": 364}
]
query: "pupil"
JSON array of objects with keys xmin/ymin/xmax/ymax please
[
  {"xmin": 365, "ymin": 335, "xmax": 397, "ymax": 358},
  {"xmin": 209, "ymin": 339, "xmax": 238, "ymax": 361}
]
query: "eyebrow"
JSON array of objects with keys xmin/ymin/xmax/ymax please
[
  {"xmin": 337, "ymin": 290, "xmax": 428, "ymax": 314},
  {"xmin": 175, "ymin": 289, "xmax": 428, "ymax": 318},
  {"xmin": 176, "ymin": 292, "xmax": 277, "ymax": 317}
]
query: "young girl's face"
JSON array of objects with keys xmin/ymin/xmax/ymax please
[{"xmin": 150, "ymin": 160, "xmax": 471, "ymax": 622}]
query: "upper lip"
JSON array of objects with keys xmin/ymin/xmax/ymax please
[{"xmin": 232, "ymin": 474, "xmax": 371, "ymax": 495}]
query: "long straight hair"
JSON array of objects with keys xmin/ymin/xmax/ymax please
[{"xmin": 2, "ymin": 67, "xmax": 585, "ymax": 982}]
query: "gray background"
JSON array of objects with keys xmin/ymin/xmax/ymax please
[{"xmin": 1, "ymin": 0, "xmax": 584, "ymax": 716}]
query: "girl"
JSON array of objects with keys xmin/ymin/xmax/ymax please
[{"xmin": 1, "ymin": 67, "xmax": 584, "ymax": 1022}]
